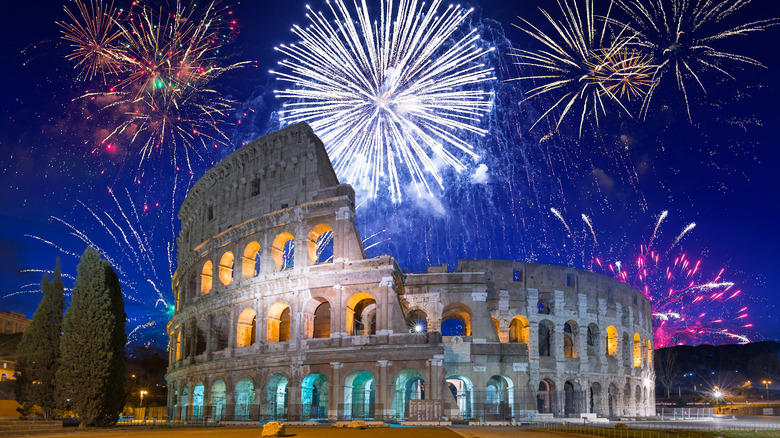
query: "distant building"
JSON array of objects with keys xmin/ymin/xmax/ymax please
[{"xmin": 0, "ymin": 311, "xmax": 30, "ymax": 335}]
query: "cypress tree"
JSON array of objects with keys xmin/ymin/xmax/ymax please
[
  {"xmin": 15, "ymin": 260, "xmax": 65, "ymax": 419},
  {"xmin": 57, "ymin": 247, "xmax": 126, "ymax": 427}
]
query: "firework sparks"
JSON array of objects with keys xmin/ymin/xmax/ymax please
[
  {"xmin": 59, "ymin": 0, "xmax": 249, "ymax": 173},
  {"xmin": 20, "ymin": 184, "xmax": 190, "ymax": 349},
  {"xmin": 272, "ymin": 0, "xmax": 495, "ymax": 202},
  {"xmin": 611, "ymin": 0, "xmax": 779, "ymax": 121},
  {"xmin": 555, "ymin": 208, "xmax": 751, "ymax": 347},
  {"xmin": 509, "ymin": 0, "xmax": 654, "ymax": 135}
]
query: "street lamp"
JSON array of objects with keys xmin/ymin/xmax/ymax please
[
  {"xmin": 762, "ymin": 380, "xmax": 772, "ymax": 400},
  {"xmin": 140, "ymin": 390, "xmax": 147, "ymax": 409}
]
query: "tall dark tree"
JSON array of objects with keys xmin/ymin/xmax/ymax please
[
  {"xmin": 57, "ymin": 248, "xmax": 126, "ymax": 427},
  {"xmin": 15, "ymin": 260, "xmax": 65, "ymax": 419}
]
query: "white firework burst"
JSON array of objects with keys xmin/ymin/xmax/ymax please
[{"xmin": 272, "ymin": 0, "xmax": 495, "ymax": 202}]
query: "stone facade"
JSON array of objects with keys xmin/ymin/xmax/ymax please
[{"xmin": 166, "ymin": 123, "xmax": 655, "ymax": 422}]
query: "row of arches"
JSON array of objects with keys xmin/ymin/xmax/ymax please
[
  {"xmin": 196, "ymin": 225, "xmax": 335, "ymax": 296},
  {"xmin": 171, "ymin": 368, "xmax": 426, "ymax": 422},
  {"xmin": 173, "ymin": 293, "xmax": 378, "ymax": 360},
  {"xmin": 171, "ymin": 372, "xmax": 652, "ymax": 421}
]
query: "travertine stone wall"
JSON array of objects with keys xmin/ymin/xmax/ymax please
[{"xmin": 165, "ymin": 123, "xmax": 655, "ymax": 423}]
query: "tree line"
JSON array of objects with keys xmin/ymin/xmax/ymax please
[{"xmin": 15, "ymin": 247, "xmax": 127, "ymax": 427}]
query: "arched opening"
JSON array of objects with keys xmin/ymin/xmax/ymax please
[
  {"xmin": 486, "ymin": 375, "xmax": 514, "ymax": 420},
  {"xmin": 564, "ymin": 321, "xmax": 578, "ymax": 358},
  {"xmin": 587, "ymin": 323, "xmax": 599, "ymax": 357},
  {"xmin": 265, "ymin": 374, "xmax": 288, "ymax": 421},
  {"xmin": 218, "ymin": 252, "xmax": 234, "ymax": 286},
  {"xmin": 509, "ymin": 316, "xmax": 529, "ymax": 343},
  {"xmin": 301, "ymin": 373, "xmax": 329, "ymax": 421},
  {"xmin": 492, "ymin": 317, "xmax": 500, "ymax": 340},
  {"xmin": 394, "ymin": 370, "xmax": 427, "ymax": 419},
  {"xmin": 590, "ymin": 382, "xmax": 602, "ymax": 416},
  {"xmin": 537, "ymin": 379, "xmax": 556, "ymax": 414},
  {"xmin": 647, "ymin": 339, "xmax": 653, "ymax": 367},
  {"xmin": 633, "ymin": 333, "xmax": 642, "ymax": 367},
  {"xmin": 195, "ymin": 320, "xmax": 207, "ymax": 356},
  {"xmin": 537, "ymin": 294, "xmax": 554, "ymax": 314},
  {"xmin": 635, "ymin": 384, "xmax": 642, "ymax": 414},
  {"xmin": 272, "ymin": 232, "xmax": 295, "ymax": 271},
  {"xmin": 313, "ymin": 301, "xmax": 331, "ymax": 338},
  {"xmin": 267, "ymin": 302, "xmax": 291, "ymax": 343},
  {"xmin": 407, "ymin": 309, "xmax": 428, "ymax": 333},
  {"xmin": 242, "ymin": 241, "xmax": 262, "ymax": 279},
  {"xmin": 346, "ymin": 293, "xmax": 376, "ymax": 336},
  {"xmin": 606, "ymin": 326, "xmax": 618, "ymax": 356},
  {"xmin": 446, "ymin": 375, "xmax": 473, "ymax": 419},
  {"xmin": 608, "ymin": 383, "xmax": 618, "ymax": 417},
  {"xmin": 210, "ymin": 380, "xmax": 226, "ymax": 421},
  {"xmin": 234, "ymin": 378, "xmax": 255, "ymax": 421},
  {"xmin": 214, "ymin": 316, "xmax": 229, "ymax": 351},
  {"xmin": 441, "ymin": 303, "xmax": 472, "ymax": 336},
  {"xmin": 192, "ymin": 382, "xmax": 205, "ymax": 420},
  {"xmin": 538, "ymin": 320, "xmax": 554, "ymax": 357},
  {"xmin": 623, "ymin": 383, "xmax": 632, "ymax": 416},
  {"xmin": 564, "ymin": 380, "xmax": 583, "ymax": 416},
  {"xmin": 179, "ymin": 384, "xmax": 188, "ymax": 420},
  {"xmin": 308, "ymin": 224, "xmax": 334, "ymax": 265},
  {"xmin": 236, "ymin": 308, "xmax": 257, "ymax": 348},
  {"xmin": 344, "ymin": 370, "xmax": 375, "ymax": 420},
  {"xmin": 201, "ymin": 261, "xmax": 212, "ymax": 295}
]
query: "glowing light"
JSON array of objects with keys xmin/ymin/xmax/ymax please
[{"xmin": 273, "ymin": 0, "xmax": 495, "ymax": 202}]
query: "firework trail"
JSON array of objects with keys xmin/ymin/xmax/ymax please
[
  {"xmin": 555, "ymin": 208, "xmax": 750, "ymax": 347},
  {"xmin": 272, "ymin": 0, "xmax": 495, "ymax": 202},
  {"xmin": 509, "ymin": 0, "xmax": 654, "ymax": 135},
  {"xmin": 19, "ymin": 180, "xmax": 193, "ymax": 349},
  {"xmin": 610, "ymin": 0, "xmax": 779, "ymax": 121},
  {"xmin": 59, "ymin": 0, "xmax": 248, "ymax": 173}
]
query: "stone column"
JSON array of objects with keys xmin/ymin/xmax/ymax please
[
  {"xmin": 227, "ymin": 307, "xmax": 237, "ymax": 357},
  {"xmin": 376, "ymin": 360, "xmax": 390, "ymax": 420},
  {"xmin": 329, "ymin": 362, "xmax": 343, "ymax": 420}
]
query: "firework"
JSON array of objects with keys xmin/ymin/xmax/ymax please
[
  {"xmin": 272, "ymin": 0, "xmax": 495, "ymax": 202},
  {"xmin": 22, "ymin": 184, "xmax": 188, "ymax": 349},
  {"xmin": 509, "ymin": 0, "xmax": 654, "ymax": 135},
  {"xmin": 59, "ymin": 0, "xmax": 248, "ymax": 172},
  {"xmin": 611, "ymin": 0, "xmax": 779, "ymax": 121},
  {"xmin": 553, "ymin": 208, "xmax": 751, "ymax": 347}
]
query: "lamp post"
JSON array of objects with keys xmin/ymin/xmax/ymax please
[
  {"xmin": 762, "ymin": 380, "xmax": 772, "ymax": 400},
  {"xmin": 140, "ymin": 390, "xmax": 147, "ymax": 409}
]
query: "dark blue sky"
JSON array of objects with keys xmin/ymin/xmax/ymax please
[{"xmin": 1, "ymin": 0, "xmax": 779, "ymax": 347}]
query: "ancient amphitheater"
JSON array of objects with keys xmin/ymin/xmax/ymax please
[{"xmin": 165, "ymin": 123, "xmax": 655, "ymax": 423}]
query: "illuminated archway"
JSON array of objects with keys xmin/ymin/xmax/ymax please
[
  {"xmin": 346, "ymin": 293, "xmax": 376, "ymax": 336},
  {"xmin": 509, "ymin": 316, "xmax": 529, "ymax": 343},
  {"xmin": 633, "ymin": 333, "xmax": 642, "ymax": 367},
  {"xmin": 272, "ymin": 232, "xmax": 295, "ymax": 271},
  {"xmin": 302, "ymin": 373, "xmax": 329, "ymax": 421},
  {"xmin": 210, "ymin": 380, "xmax": 226, "ymax": 421},
  {"xmin": 218, "ymin": 251, "xmax": 234, "ymax": 285},
  {"xmin": 236, "ymin": 308, "xmax": 257, "ymax": 348},
  {"xmin": 441, "ymin": 303, "xmax": 472, "ymax": 336},
  {"xmin": 605, "ymin": 326, "xmax": 618, "ymax": 356},
  {"xmin": 201, "ymin": 261, "xmax": 212, "ymax": 295},
  {"xmin": 344, "ymin": 370, "xmax": 375, "ymax": 420},
  {"xmin": 486, "ymin": 375, "xmax": 514, "ymax": 420},
  {"xmin": 242, "ymin": 241, "xmax": 261, "ymax": 279},
  {"xmin": 234, "ymin": 378, "xmax": 255, "ymax": 421},
  {"xmin": 308, "ymin": 224, "xmax": 334, "ymax": 265},
  {"xmin": 267, "ymin": 302, "xmax": 291, "ymax": 343},
  {"xmin": 394, "ymin": 369, "xmax": 426, "ymax": 419},
  {"xmin": 265, "ymin": 374, "xmax": 288, "ymax": 421}
]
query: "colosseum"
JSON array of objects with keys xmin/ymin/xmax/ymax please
[{"xmin": 165, "ymin": 122, "xmax": 655, "ymax": 423}]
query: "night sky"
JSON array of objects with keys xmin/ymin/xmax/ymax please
[{"xmin": 1, "ymin": 0, "xmax": 779, "ymax": 350}]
